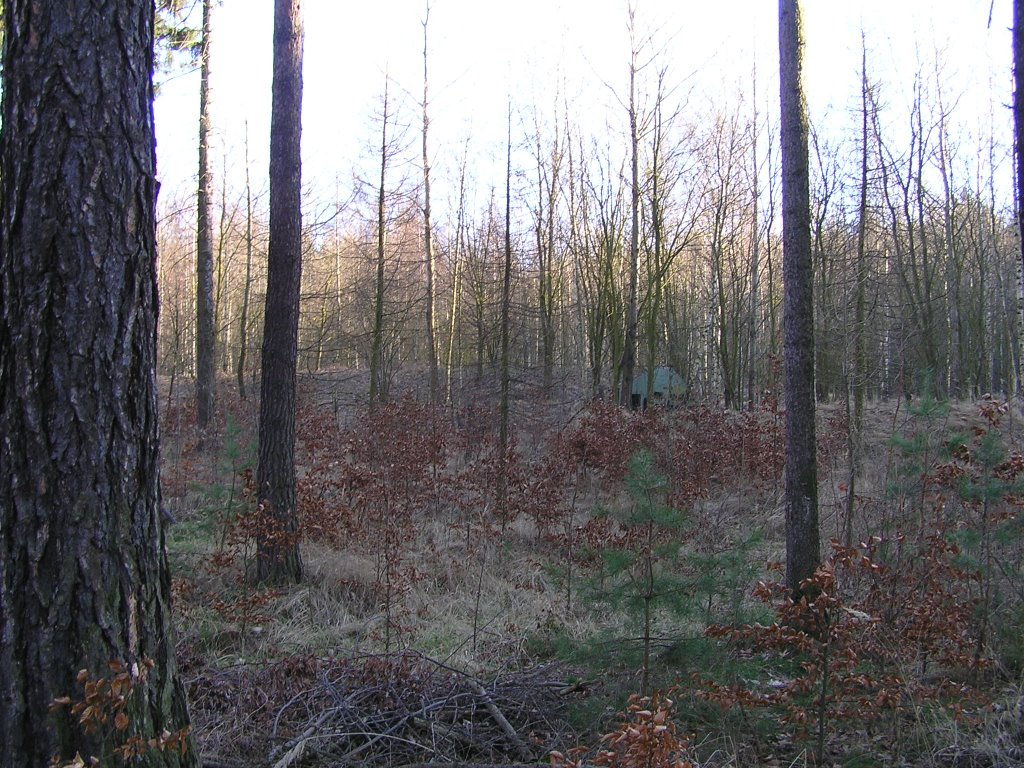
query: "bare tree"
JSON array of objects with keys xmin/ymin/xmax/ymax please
[
  {"xmin": 371, "ymin": 76, "xmax": 399, "ymax": 407},
  {"xmin": 238, "ymin": 125, "xmax": 256, "ymax": 400},
  {"xmin": 703, "ymin": 108, "xmax": 749, "ymax": 408},
  {"xmin": 617, "ymin": 2, "xmax": 643, "ymax": 409},
  {"xmin": 746, "ymin": 64, "xmax": 762, "ymax": 409},
  {"xmin": 445, "ymin": 137, "xmax": 471, "ymax": 403},
  {"xmin": 641, "ymin": 71, "xmax": 699, "ymax": 407},
  {"xmin": 421, "ymin": 0, "xmax": 440, "ymax": 402},
  {"xmin": 531, "ymin": 102, "xmax": 565, "ymax": 396},
  {"xmin": 845, "ymin": 35, "xmax": 873, "ymax": 546},
  {"xmin": 571, "ymin": 139, "xmax": 626, "ymax": 398},
  {"xmin": 498, "ymin": 104, "xmax": 514, "ymax": 517}
]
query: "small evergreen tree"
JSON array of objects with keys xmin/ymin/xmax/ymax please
[{"xmin": 590, "ymin": 450, "xmax": 689, "ymax": 694}]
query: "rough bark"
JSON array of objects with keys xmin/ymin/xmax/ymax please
[
  {"xmin": 195, "ymin": 0, "xmax": 216, "ymax": 436},
  {"xmin": 0, "ymin": 2, "xmax": 195, "ymax": 765},
  {"xmin": 1015, "ymin": 0, "xmax": 1024, "ymax": 374},
  {"xmin": 256, "ymin": 0, "xmax": 304, "ymax": 585},
  {"xmin": 779, "ymin": 0, "xmax": 820, "ymax": 595}
]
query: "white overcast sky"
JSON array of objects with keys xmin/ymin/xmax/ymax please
[{"xmin": 153, "ymin": 0, "xmax": 1014, "ymax": 212}]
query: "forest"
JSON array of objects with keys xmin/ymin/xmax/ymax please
[
  {"xmin": 156, "ymin": 5, "xmax": 1018, "ymax": 409},
  {"xmin": 3, "ymin": 1, "xmax": 1024, "ymax": 767}
]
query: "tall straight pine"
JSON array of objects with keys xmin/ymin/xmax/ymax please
[
  {"xmin": 1015, "ymin": 0, "xmax": 1024, "ymax": 385},
  {"xmin": 256, "ymin": 0, "xmax": 305, "ymax": 584},
  {"xmin": 195, "ymin": 0, "xmax": 216, "ymax": 438},
  {"xmin": 779, "ymin": 0, "xmax": 820, "ymax": 595}
]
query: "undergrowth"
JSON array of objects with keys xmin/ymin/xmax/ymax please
[{"xmin": 160, "ymin": 382, "xmax": 1024, "ymax": 766}]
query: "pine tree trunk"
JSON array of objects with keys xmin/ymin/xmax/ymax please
[
  {"xmin": 0, "ymin": 2, "xmax": 195, "ymax": 765},
  {"xmin": 779, "ymin": 0, "xmax": 820, "ymax": 595},
  {"xmin": 195, "ymin": 0, "xmax": 216, "ymax": 437},
  {"xmin": 256, "ymin": 0, "xmax": 304, "ymax": 585},
  {"xmin": 1014, "ymin": 0, "xmax": 1024, "ymax": 381}
]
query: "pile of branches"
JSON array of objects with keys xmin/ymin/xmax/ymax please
[{"xmin": 189, "ymin": 650, "xmax": 576, "ymax": 767}]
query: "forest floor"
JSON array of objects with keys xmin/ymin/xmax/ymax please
[{"xmin": 159, "ymin": 369, "xmax": 1024, "ymax": 767}]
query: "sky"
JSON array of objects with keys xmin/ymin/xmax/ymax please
[{"xmin": 152, "ymin": 0, "xmax": 1014, "ymax": 215}]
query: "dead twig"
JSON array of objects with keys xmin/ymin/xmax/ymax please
[{"xmin": 261, "ymin": 651, "xmax": 569, "ymax": 767}]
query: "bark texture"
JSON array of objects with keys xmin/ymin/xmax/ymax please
[
  {"xmin": 256, "ymin": 0, "xmax": 304, "ymax": 584},
  {"xmin": 195, "ymin": 0, "xmax": 216, "ymax": 435},
  {"xmin": 1015, "ymin": 0, "xmax": 1024, "ymax": 381},
  {"xmin": 0, "ymin": 2, "xmax": 195, "ymax": 765},
  {"xmin": 779, "ymin": 0, "xmax": 820, "ymax": 595}
]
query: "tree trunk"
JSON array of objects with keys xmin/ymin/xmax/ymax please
[
  {"xmin": 747, "ymin": 71, "xmax": 761, "ymax": 410},
  {"xmin": 214, "ymin": 156, "xmax": 237, "ymax": 376},
  {"xmin": 422, "ymin": 1, "xmax": 440, "ymax": 403},
  {"xmin": 446, "ymin": 139, "xmax": 470, "ymax": 404},
  {"xmin": 913, "ymin": 95, "xmax": 941, "ymax": 395},
  {"xmin": 713, "ymin": 235, "xmax": 734, "ymax": 408},
  {"xmin": 237, "ymin": 125, "xmax": 254, "ymax": 400},
  {"xmin": 498, "ymin": 106, "xmax": 514, "ymax": 520},
  {"xmin": 779, "ymin": 0, "xmax": 819, "ymax": 596},
  {"xmin": 370, "ymin": 77, "xmax": 391, "ymax": 409},
  {"xmin": 938, "ymin": 115, "xmax": 960, "ymax": 398},
  {"xmin": 256, "ymin": 0, "xmax": 304, "ymax": 585},
  {"xmin": 618, "ymin": 19, "xmax": 641, "ymax": 410},
  {"xmin": 0, "ymin": 2, "xmax": 195, "ymax": 765},
  {"xmin": 846, "ymin": 37, "xmax": 871, "ymax": 547},
  {"xmin": 1015, "ymin": 0, "xmax": 1024, "ymax": 374},
  {"xmin": 533, "ymin": 112, "xmax": 562, "ymax": 397},
  {"xmin": 644, "ymin": 179, "xmax": 662, "ymax": 411},
  {"xmin": 766, "ymin": 131, "xmax": 780, "ymax": 371},
  {"xmin": 195, "ymin": 0, "xmax": 216, "ymax": 438}
]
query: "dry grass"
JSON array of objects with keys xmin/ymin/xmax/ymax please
[{"xmin": 160, "ymin": 377, "xmax": 1024, "ymax": 766}]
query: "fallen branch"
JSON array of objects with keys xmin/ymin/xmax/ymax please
[
  {"xmin": 469, "ymin": 679, "xmax": 534, "ymax": 761},
  {"xmin": 256, "ymin": 651, "xmax": 570, "ymax": 767}
]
